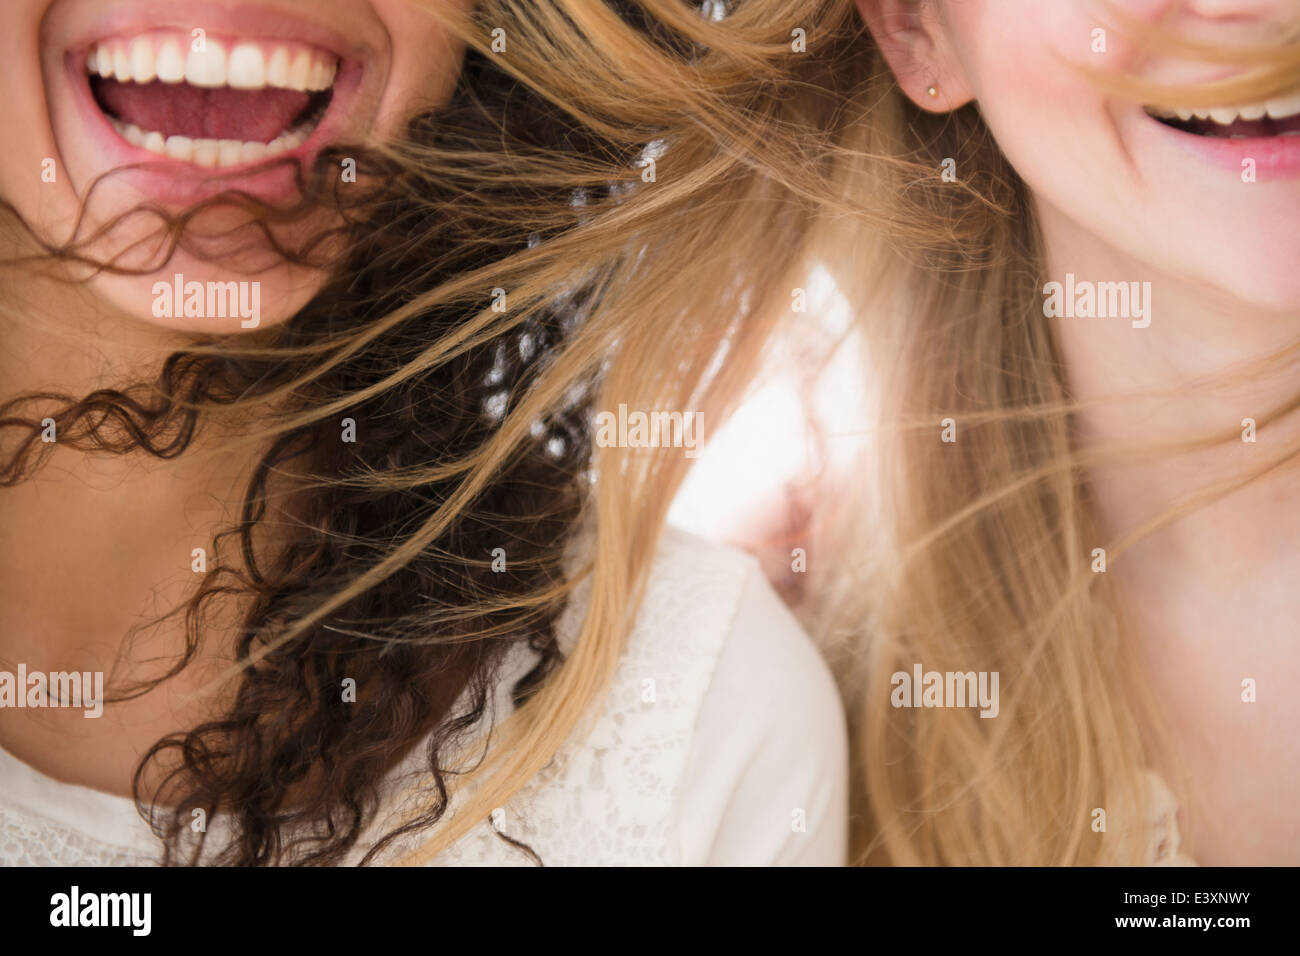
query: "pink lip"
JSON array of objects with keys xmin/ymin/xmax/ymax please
[
  {"xmin": 57, "ymin": 2, "xmax": 381, "ymax": 205},
  {"xmin": 1148, "ymin": 113, "xmax": 1300, "ymax": 178}
]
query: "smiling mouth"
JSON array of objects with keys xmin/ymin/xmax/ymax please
[
  {"xmin": 85, "ymin": 32, "xmax": 339, "ymax": 168},
  {"xmin": 1145, "ymin": 90, "xmax": 1300, "ymax": 139}
]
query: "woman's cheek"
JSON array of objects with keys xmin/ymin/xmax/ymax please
[
  {"xmin": 368, "ymin": 0, "xmax": 469, "ymax": 136},
  {"xmin": 944, "ymin": 6, "xmax": 1129, "ymax": 231}
]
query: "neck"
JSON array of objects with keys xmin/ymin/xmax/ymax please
[
  {"xmin": 0, "ymin": 266, "xmax": 267, "ymax": 765},
  {"xmin": 1040, "ymin": 200, "xmax": 1300, "ymax": 571},
  {"xmin": 1040, "ymin": 205, "xmax": 1300, "ymax": 865}
]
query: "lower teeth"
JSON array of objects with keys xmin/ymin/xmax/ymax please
[{"xmin": 108, "ymin": 117, "xmax": 314, "ymax": 167}]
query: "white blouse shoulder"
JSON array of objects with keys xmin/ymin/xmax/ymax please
[
  {"xmin": 385, "ymin": 525, "xmax": 848, "ymax": 866},
  {"xmin": 0, "ymin": 525, "xmax": 848, "ymax": 867}
]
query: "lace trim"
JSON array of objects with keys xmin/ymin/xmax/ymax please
[
  {"xmin": 378, "ymin": 528, "xmax": 755, "ymax": 865},
  {"xmin": 0, "ymin": 806, "xmax": 156, "ymax": 867}
]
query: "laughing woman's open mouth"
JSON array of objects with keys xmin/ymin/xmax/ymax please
[
  {"xmin": 1142, "ymin": 88, "xmax": 1300, "ymax": 175},
  {"xmin": 59, "ymin": 8, "xmax": 374, "ymax": 204},
  {"xmin": 88, "ymin": 35, "xmax": 337, "ymax": 167}
]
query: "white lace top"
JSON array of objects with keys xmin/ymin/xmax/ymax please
[{"xmin": 0, "ymin": 527, "xmax": 849, "ymax": 867}]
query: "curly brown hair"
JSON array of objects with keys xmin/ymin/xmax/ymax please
[
  {"xmin": 3, "ymin": 0, "xmax": 863, "ymax": 866},
  {"xmin": 1, "ymin": 32, "xmax": 634, "ymax": 866}
]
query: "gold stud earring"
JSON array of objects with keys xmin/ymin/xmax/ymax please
[{"xmin": 927, "ymin": 85, "xmax": 938, "ymax": 98}]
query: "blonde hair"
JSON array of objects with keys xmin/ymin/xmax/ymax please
[
  {"xmin": 392, "ymin": 0, "xmax": 866, "ymax": 863},
  {"xmin": 385, "ymin": 0, "xmax": 1300, "ymax": 866},
  {"xmin": 791, "ymin": 3, "xmax": 1300, "ymax": 864},
  {"xmin": 4, "ymin": 0, "xmax": 876, "ymax": 864}
]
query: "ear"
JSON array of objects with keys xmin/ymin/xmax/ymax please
[{"xmin": 854, "ymin": 0, "xmax": 975, "ymax": 113}]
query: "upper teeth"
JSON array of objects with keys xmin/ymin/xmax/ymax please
[
  {"xmin": 86, "ymin": 34, "xmax": 337, "ymax": 92},
  {"xmin": 1147, "ymin": 90, "xmax": 1300, "ymax": 125}
]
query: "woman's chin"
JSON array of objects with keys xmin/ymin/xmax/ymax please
[{"xmin": 89, "ymin": 261, "xmax": 319, "ymax": 336}]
